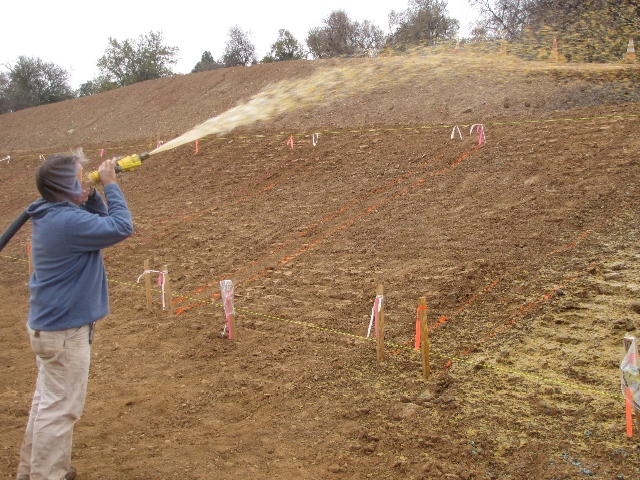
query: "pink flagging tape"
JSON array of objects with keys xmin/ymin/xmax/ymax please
[
  {"xmin": 157, "ymin": 271, "xmax": 166, "ymax": 310},
  {"xmin": 470, "ymin": 124, "xmax": 486, "ymax": 145},
  {"xmin": 367, "ymin": 295, "xmax": 383, "ymax": 338},
  {"xmin": 135, "ymin": 268, "xmax": 167, "ymax": 309},
  {"xmin": 626, "ymin": 388, "xmax": 634, "ymax": 437},
  {"xmin": 220, "ymin": 280, "xmax": 235, "ymax": 339}
]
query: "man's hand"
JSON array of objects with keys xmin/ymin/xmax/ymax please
[{"xmin": 98, "ymin": 158, "xmax": 118, "ymax": 186}]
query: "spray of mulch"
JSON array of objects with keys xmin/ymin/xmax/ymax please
[{"xmin": 149, "ymin": 45, "xmax": 637, "ymax": 156}]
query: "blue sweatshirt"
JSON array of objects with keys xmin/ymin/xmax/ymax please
[{"xmin": 26, "ymin": 183, "xmax": 133, "ymax": 331}]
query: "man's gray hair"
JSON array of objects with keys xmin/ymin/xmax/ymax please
[{"xmin": 36, "ymin": 148, "xmax": 88, "ymax": 202}]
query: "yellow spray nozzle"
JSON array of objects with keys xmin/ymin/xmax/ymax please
[{"xmin": 87, "ymin": 152, "xmax": 149, "ymax": 185}]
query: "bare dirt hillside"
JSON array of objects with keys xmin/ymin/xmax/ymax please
[{"xmin": 2, "ymin": 53, "xmax": 640, "ymax": 479}]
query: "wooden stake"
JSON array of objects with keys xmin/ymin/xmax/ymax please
[
  {"xmin": 625, "ymin": 38, "xmax": 636, "ymax": 64},
  {"xmin": 376, "ymin": 285, "xmax": 385, "ymax": 362},
  {"xmin": 229, "ymin": 310, "xmax": 238, "ymax": 342},
  {"xmin": 623, "ymin": 334, "xmax": 634, "ymax": 357},
  {"xmin": 144, "ymin": 259, "xmax": 152, "ymax": 310},
  {"xmin": 419, "ymin": 297, "xmax": 430, "ymax": 379},
  {"xmin": 551, "ymin": 38, "xmax": 559, "ymax": 62},
  {"xmin": 163, "ymin": 264, "xmax": 173, "ymax": 315}
]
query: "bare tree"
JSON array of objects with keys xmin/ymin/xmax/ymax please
[
  {"xmin": 470, "ymin": 0, "xmax": 640, "ymax": 61},
  {"xmin": 221, "ymin": 26, "xmax": 257, "ymax": 67},
  {"xmin": 355, "ymin": 20, "xmax": 386, "ymax": 56},
  {"xmin": 469, "ymin": 0, "xmax": 553, "ymax": 40}
]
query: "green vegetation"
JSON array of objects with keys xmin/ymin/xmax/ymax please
[
  {"xmin": 261, "ymin": 30, "xmax": 306, "ymax": 63},
  {"xmin": 0, "ymin": 56, "xmax": 74, "ymax": 113}
]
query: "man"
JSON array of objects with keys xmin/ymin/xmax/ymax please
[{"xmin": 17, "ymin": 150, "xmax": 133, "ymax": 480}]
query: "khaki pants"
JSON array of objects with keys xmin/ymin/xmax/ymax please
[{"xmin": 17, "ymin": 325, "xmax": 91, "ymax": 480}]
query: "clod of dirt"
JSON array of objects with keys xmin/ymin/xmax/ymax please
[
  {"xmin": 389, "ymin": 402, "xmax": 421, "ymax": 420},
  {"xmin": 416, "ymin": 389, "xmax": 435, "ymax": 405},
  {"xmin": 610, "ymin": 261, "xmax": 625, "ymax": 271}
]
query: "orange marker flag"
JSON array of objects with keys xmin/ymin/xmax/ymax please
[
  {"xmin": 287, "ymin": 135, "xmax": 294, "ymax": 149},
  {"xmin": 195, "ymin": 139, "xmax": 199, "ymax": 154},
  {"xmin": 621, "ymin": 336, "xmax": 638, "ymax": 438}
]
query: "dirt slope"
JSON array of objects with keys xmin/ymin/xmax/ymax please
[{"xmin": 1, "ymin": 53, "xmax": 640, "ymax": 479}]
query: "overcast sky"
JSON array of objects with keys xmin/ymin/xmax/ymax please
[{"xmin": 2, "ymin": 1, "xmax": 479, "ymax": 90}]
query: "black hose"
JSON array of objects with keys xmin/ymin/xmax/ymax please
[{"xmin": 0, "ymin": 209, "xmax": 31, "ymax": 252}]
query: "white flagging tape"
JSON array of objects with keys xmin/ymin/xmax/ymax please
[
  {"xmin": 366, "ymin": 295, "xmax": 384, "ymax": 338},
  {"xmin": 312, "ymin": 133, "xmax": 319, "ymax": 146},
  {"xmin": 0, "ymin": 155, "xmax": 10, "ymax": 164},
  {"xmin": 220, "ymin": 280, "xmax": 235, "ymax": 339},
  {"xmin": 136, "ymin": 269, "xmax": 168, "ymax": 309},
  {"xmin": 451, "ymin": 126, "xmax": 462, "ymax": 140}
]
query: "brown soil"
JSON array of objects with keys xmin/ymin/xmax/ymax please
[{"xmin": 1, "ymin": 54, "xmax": 640, "ymax": 479}]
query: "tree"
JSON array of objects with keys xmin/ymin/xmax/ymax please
[
  {"xmin": 192, "ymin": 51, "xmax": 223, "ymax": 73},
  {"xmin": 262, "ymin": 29, "xmax": 306, "ymax": 63},
  {"xmin": 96, "ymin": 30, "xmax": 179, "ymax": 88},
  {"xmin": 0, "ymin": 56, "xmax": 74, "ymax": 113},
  {"xmin": 221, "ymin": 26, "xmax": 257, "ymax": 67},
  {"xmin": 355, "ymin": 20, "xmax": 386, "ymax": 56},
  {"xmin": 76, "ymin": 75, "xmax": 118, "ymax": 97},
  {"xmin": 387, "ymin": 0, "xmax": 460, "ymax": 49},
  {"xmin": 306, "ymin": 10, "xmax": 385, "ymax": 58},
  {"xmin": 307, "ymin": 10, "xmax": 359, "ymax": 58},
  {"xmin": 0, "ymin": 72, "xmax": 10, "ymax": 114}
]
